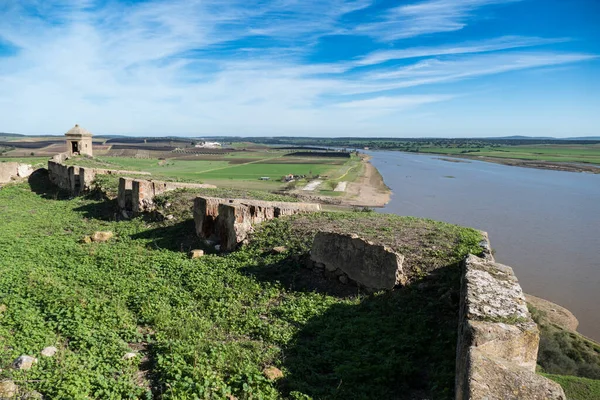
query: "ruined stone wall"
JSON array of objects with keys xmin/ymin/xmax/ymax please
[
  {"xmin": 47, "ymin": 155, "xmax": 151, "ymax": 195},
  {"xmin": 193, "ymin": 196, "xmax": 321, "ymax": 251},
  {"xmin": 0, "ymin": 162, "xmax": 34, "ymax": 184},
  {"xmin": 310, "ymin": 232, "xmax": 405, "ymax": 290},
  {"xmin": 122, "ymin": 178, "xmax": 217, "ymax": 215},
  {"xmin": 456, "ymin": 248, "xmax": 565, "ymax": 399}
]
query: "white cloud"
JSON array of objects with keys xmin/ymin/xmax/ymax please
[
  {"xmin": 354, "ymin": 0, "xmax": 522, "ymax": 41},
  {"xmin": 0, "ymin": 0, "xmax": 596, "ymax": 136}
]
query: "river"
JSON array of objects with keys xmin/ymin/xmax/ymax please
[{"xmin": 367, "ymin": 151, "xmax": 600, "ymax": 341}]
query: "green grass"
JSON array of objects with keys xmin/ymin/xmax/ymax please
[
  {"xmin": 543, "ymin": 374, "xmax": 600, "ymax": 400},
  {"xmin": 415, "ymin": 145, "xmax": 600, "ymax": 165},
  {"xmin": 0, "ymin": 177, "xmax": 484, "ymax": 399},
  {"xmin": 64, "ymin": 155, "xmax": 348, "ymax": 184}
]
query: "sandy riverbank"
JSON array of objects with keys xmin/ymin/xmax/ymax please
[
  {"xmin": 343, "ymin": 156, "xmax": 391, "ymax": 207},
  {"xmin": 436, "ymin": 154, "xmax": 600, "ymax": 174},
  {"xmin": 290, "ymin": 156, "xmax": 391, "ymax": 208}
]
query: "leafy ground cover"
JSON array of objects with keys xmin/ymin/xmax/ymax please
[
  {"xmin": 543, "ymin": 374, "xmax": 600, "ymax": 400},
  {"xmin": 0, "ymin": 175, "xmax": 483, "ymax": 399},
  {"xmin": 529, "ymin": 304, "xmax": 600, "ymax": 399}
]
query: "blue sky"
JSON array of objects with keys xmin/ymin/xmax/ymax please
[{"xmin": 0, "ymin": 0, "xmax": 598, "ymax": 137}]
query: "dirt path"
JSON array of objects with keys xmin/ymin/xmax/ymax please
[
  {"xmin": 303, "ymin": 180, "xmax": 322, "ymax": 191},
  {"xmin": 343, "ymin": 157, "xmax": 390, "ymax": 207}
]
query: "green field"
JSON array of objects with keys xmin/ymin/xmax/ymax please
[
  {"xmin": 0, "ymin": 177, "xmax": 485, "ymax": 399},
  {"xmin": 63, "ymin": 153, "xmax": 358, "ymax": 192},
  {"xmin": 415, "ymin": 144, "xmax": 600, "ymax": 164}
]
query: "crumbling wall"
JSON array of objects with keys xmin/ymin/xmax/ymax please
[
  {"xmin": 47, "ymin": 155, "xmax": 151, "ymax": 195},
  {"xmin": 309, "ymin": 232, "xmax": 405, "ymax": 290},
  {"xmin": 456, "ymin": 252, "xmax": 566, "ymax": 400},
  {"xmin": 193, "ymin": 196, "xmax": 321, "ymax": 251},
  {"xmin": 125, "ymin": 179, "xmax": 217, "ymax": 214},
  {"xmin": 0, "ymin": 162, "xmax": 34, "ymax": 183}
]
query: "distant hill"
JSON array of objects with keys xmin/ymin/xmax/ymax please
[
  {"xmin": 564, "ymin": 136, "xmax": 600, "ymax": 140},
  {"xmin": 0, "ymin": 132, "xmax": 25, "ymax": 138}
]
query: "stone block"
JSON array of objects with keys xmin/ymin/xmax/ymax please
[
  {"xmin": 455, "ymin": 253, "xmax": 566, "ymax": 400},
  {"xmin": 118, "ymin": 177, "xmax": 134, "ymax": 210},
  {"xmin": 193, "ymin": 197, "xmax": 224, "ymax": 238},
  {"xmin": 310, "ymin": 232, "xmax": 405, "ymax": 290}
]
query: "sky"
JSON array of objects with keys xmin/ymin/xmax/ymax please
[{"xmin": 0, "ymin": 0, "xmax": 598, "ymax": 137}]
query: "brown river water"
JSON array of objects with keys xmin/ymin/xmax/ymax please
[{"xmin": 367, "ymin": 151, "xmax": 600, "ymax": 341}]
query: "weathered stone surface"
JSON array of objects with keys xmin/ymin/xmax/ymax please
[
  {"xmin": 465, "ymin": 348, "xmax": 565, "ymax": 400},
  {"xmin": 310, "ymin": 232, "xmax": 405, "ymax": 290},
  {"xmin": 123, "ymin": 352, "xmax": 137, "ymax": 360},
  {"xmin": 132, "ymin": 179, "xmax": 155, "ymax": 213},
  {"xmin": 47, "ymin": 154, "xmax": 150, "ymax": 195},
  {"xmin": 91, "ymin": 231, "xmax": 113, "ymax": 242},
  {"xmin": 125, "ymin": 179, "xmax": 216, "ymax": 214},
  {"xmin": 263, "ymin": 366, "xmax": 284, "ymax": 381},
  {"xmin": 194, "ymin": 196, "xmax": 320, "ymax": 251},
  {"xmin": 189, "ymin": 249, "xmax": 204, "ymax": 259},
  {"xmin": 117, "ymin": 178, "xmax": 134, "ymax": 210},
  {"xmin": 12, "ymin": 355, "xmax": 38, "ymax": 370},
  {"xmin": 456, "ymin": 253, "xmax": 566, "ymax": 400},
  {"xmin": 0, "ymin": 380, "xmax": 18, "ymax": 398},
  {"xmin": 16, "ymin": 164, "xmax": 34, "ymax": 178},
  {"xmin": 218, "ymin": 203, "xmax": 253, "ymax": 252},
  {"xmin": 0, "ymin": 162, "xmax": 34, "ymax": 183},
  {"xmin": 462, "ymin": 254, "xmax": 529, "ymax": 323},
  {"xmin": 193, "ymin": 197, "xmax": 223, "ymax": 238},
  {"xmin": 41, "ymin": 346, "xmax": 58, "ymax": 357}
]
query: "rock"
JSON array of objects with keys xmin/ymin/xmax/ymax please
[
  {"xmin": 263, "ymin": 366, "xmax": 284, "ymax": 381},
  {"xmin": 324, "ymin": 262, "xmax": 337, "ymax": 272},
  {"xmin": 91, "ymin": 231, "xmax": 113, "ymax": 242},
  {"xmin": 311, "ymin": 232, "xmax": 405, "ymax": 290},
  {"xmin": 12, "ymin": 355, "xmax": 38, "ymax": 370},
  {"xmin": 456, "ymin": 254, "xmax": 566, "ymax": 400},
  {"xmin": 16, "ymin": 164, "xmax": 34, "ymax": 178},
  {"xmin": 23, "ymin": 390, "xmax": 43, "ymax": 399},
  {"xmin": 165, "ymin": 214, "xmax": 174, "ymax": 220},
  {"xmin": 41, "ymin": 346, "xmax": 58, "ymax": 357},
  {"xmin": 0, "ymin": 380, "xmax": 18, "ymax": 398},
  {"xmin": 465, "ymin": 349, "xmax": 566, "ymax": 399},
  {"xmin": 271, "ymin": 246, "xmax": 287, "ymax": 254},
  {"xmin": 123, "ymin": 352, "xmax": 137, "ymax": 360},
  {"xmin": 189, "ymin": 249, "xmax": 204, "ymax": 259},
  {"xmin": 338, "ymin": 275, "xmax": 348, "ymax": 284},
  {"xmin": 81, "ymin": 236, "xmax": 92, "ymax": 244},
  {"xmin": 314, "ymin": 262, "xmax": 325, "ymax": 270}
]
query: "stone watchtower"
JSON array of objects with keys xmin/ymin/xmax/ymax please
[{"xmin": 65, "ymin": 124, "xmax": 93, "ymax": 156}]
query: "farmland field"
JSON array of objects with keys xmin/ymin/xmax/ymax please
[
  {"xmin": 416, "ymin": 144, "xmax": 600, "ymax": 164},
  {"xmin": 63, "ymin": 152, "xmax": 356, "ymax": 190}
]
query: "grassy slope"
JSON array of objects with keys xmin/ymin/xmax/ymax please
[
  {"xmin": 0, "ymin": 178, "xmax": 483, "ymax": 399},
  {"xmin": 529, "ymin": 304, "xmax": 600, "ymax": 399},
  {"xmin": 543, "ymin": 374, "xmax": 600, "ymax": 400}
]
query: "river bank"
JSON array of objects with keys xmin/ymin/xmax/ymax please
[
  {"xmin": 367, "ymin": 150, "xmax": 600, "ymax": 341},
  {"xmin": 291, "ymin": 156, "xmax": 391, "ymax": 208},
  {"xmin": 432, "ymin": 153, "xmax": 600, "ymax": 174}
]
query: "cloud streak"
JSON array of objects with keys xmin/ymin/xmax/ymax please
[{"xmin": 0, "ymin": 0, "xmax": 596, "ymax": 136}]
